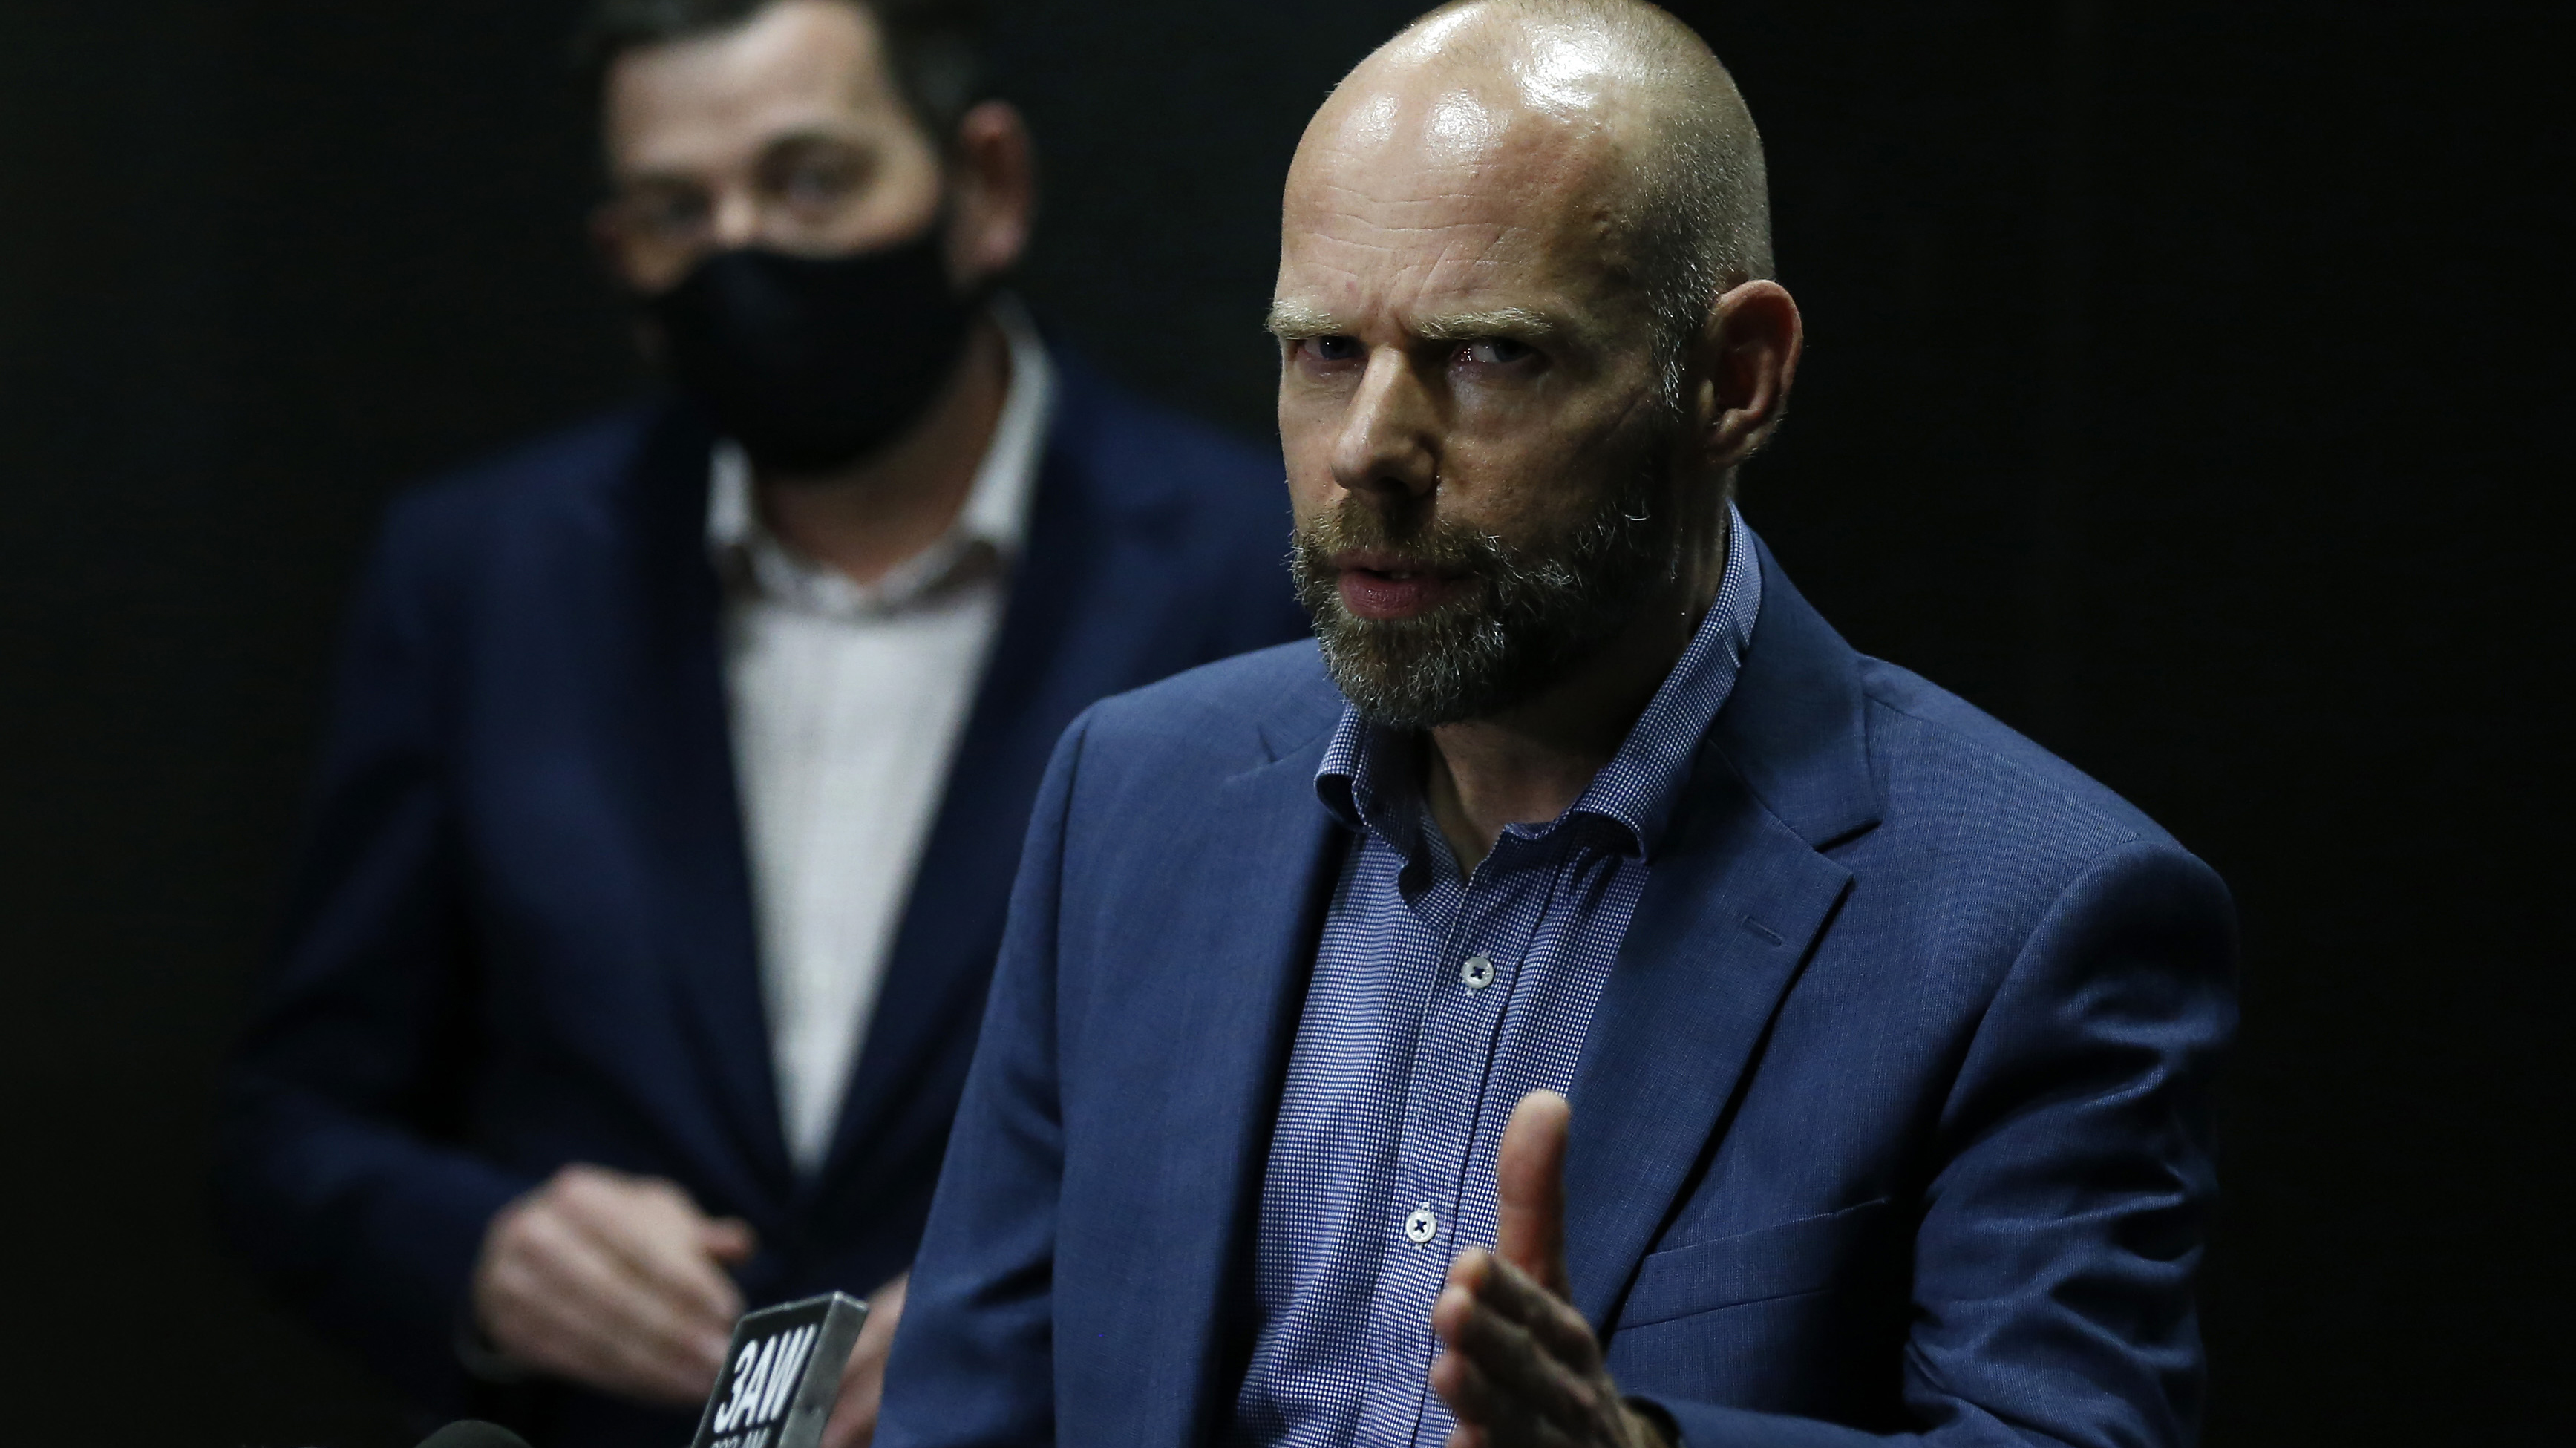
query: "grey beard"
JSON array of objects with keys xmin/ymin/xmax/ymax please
[{"xmin": 1291, "ymin": 460, "xmax": 1680, "ymax": 730}]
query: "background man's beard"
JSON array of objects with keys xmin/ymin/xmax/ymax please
[{"xmin": 1290, "ymin": 455, "xmax": 1680, "ymax": 730}]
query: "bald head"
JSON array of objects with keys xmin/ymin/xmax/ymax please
[
  {"xmin": 1271, "ymin": 0, "xmax": 1802, "ymax": 733},
  {"xmin": 1295, "ymin": 0, "xmax": 1771, "ymax": 374}
]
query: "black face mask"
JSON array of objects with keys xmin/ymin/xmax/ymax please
[{"xmin": 648, "ymin": 229, "xmax": 979, "ymax": 474}]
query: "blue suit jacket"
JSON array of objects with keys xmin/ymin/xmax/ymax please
[
  {"xmin": 877, "ymin": 537, "xmax": 2237, "ymax": 1448},
  {"xmin": 213, "ymin": 354, "xmax": 1309, "ymax": 1445}
]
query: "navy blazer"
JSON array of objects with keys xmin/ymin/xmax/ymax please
[
  {"xmin": 214, "ymin": 354, "xmax": 1310, "ymax": 1445},
  {"xmin": 877, "ymin": 536, "xmax": 2237, "ymax": 1448}
]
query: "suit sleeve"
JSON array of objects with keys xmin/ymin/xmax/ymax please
[
  {"xmin": 875, "ymin": 710, "xmax": 1092, "ymax": 1448},
  {"xmin": 1641, "ymin": 838, "xmax": 2238, "ymax": 1448},
  {"xmin": 212, "ymin": 502, "xmax": 537, "ymax": 1412}
]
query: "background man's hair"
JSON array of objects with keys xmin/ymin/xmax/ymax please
[
  {"xmin": 576, "ymin": 0, "xmax": 990, "ymax": 142},
  {"xmin": 1408, "ymin": 0, "xmax": 1774, "ymax": 405}
]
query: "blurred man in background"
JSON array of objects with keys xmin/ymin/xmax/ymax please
[{"xmin": 213, "ymin": 1, "xmax": 1305, "ymax": 1444}]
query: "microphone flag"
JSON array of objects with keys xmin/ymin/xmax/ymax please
[{"xmin": 689, "ymin": 1291, "xmax": 871, "ymax": 1448}]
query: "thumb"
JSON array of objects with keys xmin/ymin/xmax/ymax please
[
  {"xmin": 1494, "ymin": 1089, "xmax": 1572, "ymax": 1297},
  {"xmin": 701, "ymin": 1216, "xmax": 759, "ymax": 1265}
]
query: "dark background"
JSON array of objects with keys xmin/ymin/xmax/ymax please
[{"xmin": 1, "ymin": 1, "xmax": 2565, "ymax": 1444}]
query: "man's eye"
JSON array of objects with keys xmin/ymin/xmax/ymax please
[
  {"xmin": 1459, "ymin": 338, "xmax": 1534, "ymax": 367},
  {"xmin": 624, "ymin": 190, "xmax": 711, "ymax": 238},
  {"xmin": 781, "ymin": 160, "xmax": 860, "ymax": 207},
  {"xmin": 1301, "ymin": 336, "xmax": 1363, "ymax": 364}
]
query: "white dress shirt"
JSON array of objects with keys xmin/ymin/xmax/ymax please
[{"xmin": 710, "ymin": 300, "xmax": 1056, "ymax": 1175}]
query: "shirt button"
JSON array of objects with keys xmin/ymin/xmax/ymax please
[
  {"xmin": 1404, "ymin": 1204, "xmax": 1439, "ymax": 1245},
  {"xmin": 1459, "ymin": 954, "xmax": 1497, "ymax": 991}
]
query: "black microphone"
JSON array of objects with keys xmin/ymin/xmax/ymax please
[
  {"xmin": 415, "ymin": 1424, "xmax": 533, "ymax": 1448},
  {"xmin": 689, "ymin": 1291, "xmax": 871, "ymax": 1448}
]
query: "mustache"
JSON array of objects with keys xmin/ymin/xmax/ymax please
[{"xmin": 1292, "ymin": 497, "xmax": 1510, "ymax": 578}]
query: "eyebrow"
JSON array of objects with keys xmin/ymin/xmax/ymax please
[
  {"xmin": 1413, "ymin": 308, "xmax": 1563, "ymax": 344},
  {"xmin": 1262, "ymin": 302, "xmax": 1566, "ymax": 344},
  {"xmin": 1264, "ymin": 302, "xmax": 1342, "ymax": 341}
]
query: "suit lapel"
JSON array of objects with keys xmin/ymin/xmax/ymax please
[
  {"xmin": 618, "ymin": 402, "xmax": 797, "ymax": 1212},
  {"xmin": 1104, "ymin": 699, "xmax": 1348, "ymax": 1448},
  {"xmin": 1562, "ymin": 541, "xmax": 1880, "ymax": 1331},
  {"xmin": 1559, "ymin": 772, "xmax": 1854, "ymax": 1329},
  {"xmin": 812, "ymin": 375, "xmax": 1194, "ymax": 1195}
]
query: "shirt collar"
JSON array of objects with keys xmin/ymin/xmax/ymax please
[
  {"xmin": 1315, "ymin": 501, "xmax": 1765, "ymax": 863},
  {"xmin": 705, "ymin": 292, "xmax": 1057, "ymax": 617}
]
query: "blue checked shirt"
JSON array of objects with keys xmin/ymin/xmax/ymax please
[{"xmin": 1231, "ymin": 505, "xmax": 1765, "ymax": 1448}]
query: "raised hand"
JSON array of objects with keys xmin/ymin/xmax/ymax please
[
  {"xmin": 1428, "ymin": 1091, "xmax": 1669, "ymax": 1448},
  {"xmin": 471, "ymin": 1164, "xmax": 756, "ymax": 1404}
]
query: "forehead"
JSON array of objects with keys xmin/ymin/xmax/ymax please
[
  {"xmin": 1279, "ymin": 76, "xmax": 1635, "ymax": 325},
  {"xmin": 604, "ymin": 0, "xmax": 911, "ymax": 173}
]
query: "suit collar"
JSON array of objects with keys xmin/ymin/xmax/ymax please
[
  {"xmin": 1557, "ymin": 534, "xmax": 1880, "ymax": 1329},
  {"xmin": 1707, "ymin": 534, "xmax": 1882, "ymax": 850},
  {"xmin": 610, "ymin": 358, "xmax": 1278, "ymax": 1218},
  {"xmin": 618, "ymin": 399, "xmax": 800, "ymax": 1210},
  {"xmin": 810, "ymin": 356, "xmax": 1239, "ymax": 1196},
  {"xmin": 1148, "ymin": 552, "xmax": 1880, "ymax": 1375},
  {"xmin": 1163, "ymin": 538, "xmax": 1880, "ymax": 1344},
  {"xmin": 1093, "ymin": 712, "xmax": 1348, "ymax": 1448},
  {"xmin": 1255, "ymin": 655, "xmax": 1346, "ymax": 762},
  {"xmin": 1557, "ymin": 752, "xmax": 1856, "ymax": 1331},
  {"xmin": 1098, "ymin": 559, "xmax": 1878, "ymax": 1424}
]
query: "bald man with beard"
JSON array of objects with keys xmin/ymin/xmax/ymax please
[{"xmin": 875, "ymin": 4, "xmax": 2235, "ymax": 1447}]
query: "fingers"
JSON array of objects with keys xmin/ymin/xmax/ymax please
[
  {"xmin": 1432, "ymin": 1275, "xmax": 1604, "ymax": 1428},
  {"xmin": 471, "ymin": 1165, "xmax": 748, "ymax": 1405},
  {"xmin": 558, "ymin": 1172, "xmax": 746, "ymax": 1328},
  {"xmin": 1447, "ymin": 1250, "xmax": 1601, "ymax": 1373},
  {"xmin": 549, "ymin": 1173, "xmax": 742, "ymax": 1378},
  {"xmin": 854, "ymin": 1271, "xmax": 908, "ymax": 1363},
  {"xmin": 550, "ymin": 1208, "xmax": 730, "ymax": 1383},
  {"xmin": 1434, "ymin": 1349, "xmax": 1584, "ymax": 1448},
  {"xmin": 489, "ymin": 1200, "xmax": 723, "ymax": 1401},
  {"xmin": 820, "ymin": 1271, "xmax": 910, "ymax": 1448},
  {"xmin": 1494, "ymin": 1091, "xmax": 1572, "ymax": 1297},
  {"xmin": 1436, "ymin": 1094, "xmax": 1647, "ymax": 1448},
  {"xmin": 702, "ymin": 1215, "xmax": 759, "ymax": 1265}
]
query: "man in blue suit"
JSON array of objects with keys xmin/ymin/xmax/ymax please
[
  {"xmin": 877, "ymin": 3, "xmax": 2235, "ymax": 1447},
  {"xmin": 214, "ymin": 1, "xmax": 1303, "ymax": 1444}
]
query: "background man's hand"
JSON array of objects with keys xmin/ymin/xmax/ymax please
[
  {"xmin": 471, "ymin": 1164, "xmax": 756, "ymax": 1405},
  {"xmin": 819, "ymin": 1271, "xmax": 909, "ymax": 1448},
  {"xmin": 1430, "ymin": 1091, "xmax": 1670, "ymax": 1448}
]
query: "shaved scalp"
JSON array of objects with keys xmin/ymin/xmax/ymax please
[{"xmin": 1355, "ymin": 0, "xmax": 1773, "ymax": 394}]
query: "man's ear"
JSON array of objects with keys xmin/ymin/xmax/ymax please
[
  {"xmin": 945, "ymin": 99, "xmax": 1038, "ymax": 286},
  {"xmin": 1699, "ymin": 280, "xmax": 1803, "ymax": 471}
]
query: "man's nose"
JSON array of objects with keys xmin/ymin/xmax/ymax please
[
  {"xmin": 709, "ymin": 187, "xmax": 766, "ymax": 252},
  {"xmin": 1330, "ymin": 350, "xmax": 1439, "ymax": 500}
]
